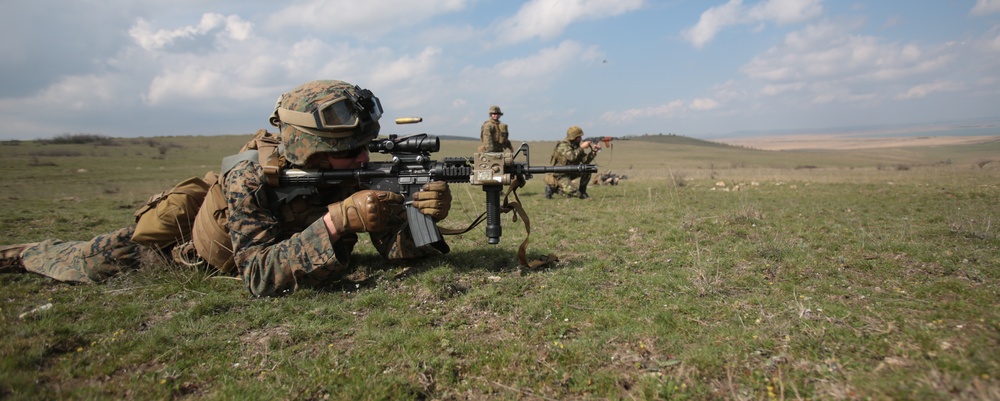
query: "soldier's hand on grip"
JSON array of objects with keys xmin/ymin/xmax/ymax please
[
  {"xmin": 411, "ymin": 181, "xmax": 452, "ymax": 221},
  {"xmin": 328, "ymin": 190, "xmax": 405, "ymax": 233}
]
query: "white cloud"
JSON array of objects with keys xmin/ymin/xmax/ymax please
[
  {"xmin": 0, "ymin": 72, "xmax": 141, "ymax": 137},
  {"xmin": 601, "ymin": 101, "xmax": 684, "ymax": 124},
  {"xmin": 145, "ymin": 68, "xmax": 226, "ymax": 104},
  {"xmin": 740, "ymin": 20, "xmax": 951, "ymax": 83},
  {"xmin": 493, "ymin": 41, "xmax": 602, "ymax": 78},
  {"xmin": 458, "ymin": 40, "xmax": 601, "ymax": 89},
  {"xmin": 727, "ymin": 20, "xmax": 976, "ymax": 110},
  {"xmin": 16, "ymin": 74, "xmax": 126, "ymax": 110},
  {"xmin": 682, "ymin": 0, "xmax": 822, "ymax": 48},
  {"xmin": 971, "ymin": 0, "xmax": 1000, "ymax": 16},
  {"xmin": 760, "ymin": 82, "xmax": 805, "ymax": 96},
  {"xmin": 895, "ymin": 81, "xmax": 965, "ymax": 100},
  {"xmin": 4, "ymin": 1, "xmax": 1000, "ymax": 140},
  {"xmin": 496, "ymin": 0, "xmax": 644, "ymax": 44},
  {"xmin": 988, "ymin": 31, "xmax": 1000, "ymax": 51},
  {"xmin": 122, "ymin": 12, "xmax": 458, "ymax": 111},
  {"xmin": 368, "ymin": 48, "xmax": 447, "ymax": 110},
  {"xmin": 129, "ymin": 13, "xmax": 252, "ymax": 51},
  {"xmin": 689, "ymin": 98, "xmax": 720, "ymax": 111},
  {"xmin": 446, "ymin": 40, "xmax": 603, "ymax": 119},
  {"xmin": 266, "ymin": 0, "xmax": 467, "ymax": 38},
  {"xmin": 371, "ymin": 47, "xmax": 442, "ymax": 88}
]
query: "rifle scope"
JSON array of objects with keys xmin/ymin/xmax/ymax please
[{"xmin": 369, "ymin": 134, "xmax": 440, "ymax": 154}]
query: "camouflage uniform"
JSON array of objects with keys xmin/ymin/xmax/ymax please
[
  {"xmin": 545, "ymin": 126, "xmax": 596, "ymax": 198},
  {"xmin": 593, "ymin": 170, "xmax": 625, "ymax": 186},
  {"xmin": 479, "ymin": 105, "xmax": 513, "ymax": 152},
  {"xmin": 13, "ymin": 144, "xmax": 442, "ymax": 296},
  {"xmin": 224, "ymin": 157, "xmax": 440, "ymax": 296},
  {"xmin": 9, "ymin": 80, "xmax": 449, "ymax": 297},
  {"xmin": 19, "ymin": 227, "xmax": 143, "ymax": 283}
]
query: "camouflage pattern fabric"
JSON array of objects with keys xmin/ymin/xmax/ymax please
[
  {"xmin": 19, "ymin": 226, "xmax": 145, "ymax": 283},
  {"xmin": 546, "ymin": 139, "xmax": 596, "ymax": 197},
  {"xmin": 224, "ymin": 159, "xmax": 443, "ymax": 297},
  {"xmin": 278, "ymin": 80, "xmax": 379, "ymax": 165},
  {"xmin": 15, "ymin": 149, "xmax": 445, "ymax": 296},
  {"xmin": 479, "ymin": 119, "xmax": 513, "ymax": 152}
]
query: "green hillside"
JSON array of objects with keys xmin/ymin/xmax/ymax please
[
  {"xmin": 1, "ymin": 132, "xmax": 998, "ymax": 399},
  {"xmin": 622, "ymin": 133, "xmax": 741, "ymax": 149}
]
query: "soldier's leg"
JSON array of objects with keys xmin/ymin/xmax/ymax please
[
  {"xmin": 557, "ymin": 175, "xmax": 581, "ymax": 197},
  {"xmin": 19, "ymin": 226, "xmax": 144, "ymax": 283},
  {"xmin": 578, "ymin": 172, "xmax": 592, "ymax": 199},
  {"xmin": 543, "ymin": 174, "xmax": 557, "ymax": 199}
]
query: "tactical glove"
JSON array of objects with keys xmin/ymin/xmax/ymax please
[
  {"xmin": 328, "ymin": 190, "xmax": 405, "ymax": 233},
  {"xmin": 411, "ymin": 181, "xmax": 452, "ymax": 221}
]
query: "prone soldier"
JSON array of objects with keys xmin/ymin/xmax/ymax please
[{"xmin": 0, "ymin": 80, "xmax": 453, "ymax": 297}]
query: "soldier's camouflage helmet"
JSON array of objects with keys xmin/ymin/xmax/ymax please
[
  {"xmin": 566, "ymin": 125, "xmax": 584, "ymax": 140},
  {"xmin": 489, "ymin": 105, "xmax": 503, "ymax": 116},
  {"xmin": 269, "ymin": 80, "xmax": 382, "ymax": 165}
]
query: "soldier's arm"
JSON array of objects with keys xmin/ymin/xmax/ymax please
[
  {"xmin": 557, "ymin": 142, "xmax": 586, "ymax": 163},
  {"xmin": 225, "ymin": 161, "xmax": 349, "ymax": 297}
]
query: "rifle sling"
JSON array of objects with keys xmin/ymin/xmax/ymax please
[
  {"xmin": 436, "ymin": 213, "xmax": 487, "ymax": 236},
  {"xmin": 501, "ymin": 177, "xmax": 558, "ymax": 269},
  {"xmin": 437, "ymin": 179, "xmax": 557, "ymax": 269}
]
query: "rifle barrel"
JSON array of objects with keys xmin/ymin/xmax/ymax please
[
  {"xmin": 278, "ymin": 169, "xmax": 390, "ymax": 186},
  {"xmin": 524, "ymin": 164, "xmax": 598, "ymax": 174}
]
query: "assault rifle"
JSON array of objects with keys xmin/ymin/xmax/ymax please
[
  {"xmin": 583, "ymin": 136, "xmax": 614, "ymax": 152},
  {"xmin": 276, "ymin": 123, "xmax": 598, "ymax": 250}
]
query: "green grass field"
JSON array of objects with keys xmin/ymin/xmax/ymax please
[{"xmin": 1, "ymin": 133, "xmax": 998, "ymax": 400}]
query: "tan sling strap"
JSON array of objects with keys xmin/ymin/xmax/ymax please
[
  {"xmin": 500, "ymin": 177, "xmax": 558, "ymax": 269},
  {"xmin": 436, "ymin": 178, "xmax": 558, "ymax": 269}
]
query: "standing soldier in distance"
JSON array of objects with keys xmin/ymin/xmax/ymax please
[
  {"xmin": 479, "ymin": 105, "xmax": 513, "ymax": 152},
  {"xmin": 544, "ymin": 126, "xmax": 599, "ymax": 199}
]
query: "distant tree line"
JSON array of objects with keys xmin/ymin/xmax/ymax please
[{"xmin": 40, "ymin": 133, "xmax": 117, "ymax": 146}]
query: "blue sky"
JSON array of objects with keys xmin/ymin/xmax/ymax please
[{"xmin": 2, "ymin": 0, "xmax": 999, "ymax": 141}]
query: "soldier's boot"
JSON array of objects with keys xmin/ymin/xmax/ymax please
[
  {"xmin": 0, "ymin": 243, "xmax": 37, "ymax": 273},
  {"xmin": 578, "ymin": 180, "xmax": 590, "ymax": 199},
  {"xmin": 544, "ymin": 185, "xmax": 554, "ymax": 199}
]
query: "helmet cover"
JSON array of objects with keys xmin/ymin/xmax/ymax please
[
  {"xmin": 566, "ymin": 125, "xmax": 584, "ymax": 140},
  {"xmin": 274, "ymin": 80, "xmax": 381, "ymax": 165}
]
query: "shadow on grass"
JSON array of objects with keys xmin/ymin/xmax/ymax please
[{"xmin": 309, "ymin": 246, "xmax": 571, "ymax": 293}]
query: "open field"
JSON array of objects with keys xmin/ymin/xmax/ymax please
[
  {"xmin": 1, "ymin": 133, "xmax": 998, "ymax": 400},
  {"xmin": 716, "ymin": 134, "xmax": 1000, "ymax": 151}
]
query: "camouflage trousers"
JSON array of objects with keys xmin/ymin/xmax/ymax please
[
  {"xmin": 547, "ymin": 172, "xmax": 592, "ymax": 198},
  {"xmin": 20, "ymin": 226, "xmax": 146, "ymax": 283}
]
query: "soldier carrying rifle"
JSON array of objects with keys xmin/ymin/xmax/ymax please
[
  {"xmin": 544, "ymin": 126, "xmax": 600, "ymax": 199},
  {"xmin": 0, "ymin": 80, "xmax": 454, "ymax": 297},
  {"xmin": 2, "ymin": 80, "xmax": 599, "ymax": 295}
]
